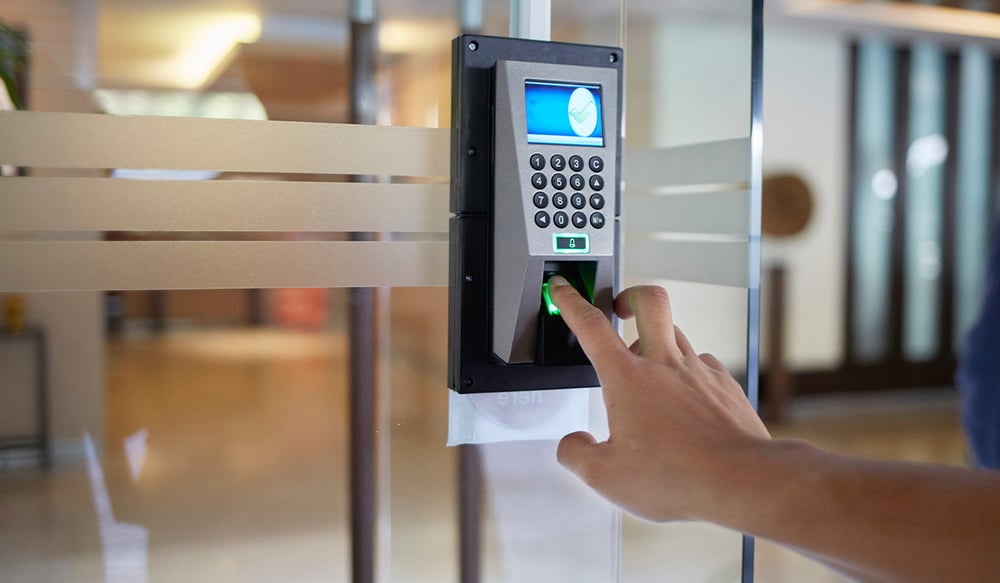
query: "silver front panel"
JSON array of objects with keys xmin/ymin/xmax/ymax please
[{"xmin": 492, "ymin": 60, "xmax": 620, "ymax": 363}]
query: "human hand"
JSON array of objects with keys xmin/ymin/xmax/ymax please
[{"xmin": 548, "ymin": 277, "xmax": 770, "ymax": 522}]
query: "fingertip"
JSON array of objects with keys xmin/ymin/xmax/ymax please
[
  {"xmin": 613, "ymin": 291, "xmax": 635, "ymax": 320},
  {"xmin": 548, "ymin": 274, "xmax": 570, "ymax": 289},
  {"xmin": 547, "ymin": 275, "xmax": 578, "ymax": 306}
]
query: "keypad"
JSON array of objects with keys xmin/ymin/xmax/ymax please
[{"xmin": 527, "ymin": 152, "xmax": 610, "ymax": 235}]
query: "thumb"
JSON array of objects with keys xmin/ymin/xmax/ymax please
[{"xmin": 557, "ymin": 431, "xmax": 606, "ymax": 483}]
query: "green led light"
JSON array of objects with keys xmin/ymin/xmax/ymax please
[
  {"xmin": 542, "ymin": 282, "xmax": 560, "ymax": 316},
  {"xmin": 553, "ymin": 233, "xmax": 590, "ymax": 254}
]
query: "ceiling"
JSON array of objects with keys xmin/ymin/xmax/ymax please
[
  {"xmin": 90, "ymin": 0, "xmax": 1000, "ymax": 118},
  {"xmin": 96, "ymin": 0, "xmax": 757, "ymax": 91}
]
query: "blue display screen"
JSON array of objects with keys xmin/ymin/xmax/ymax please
[{"xmin": 525, "ymin": 81, "xmax": 604, "ymax": 147}]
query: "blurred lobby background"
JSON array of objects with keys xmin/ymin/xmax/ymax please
[{"xmin": 0, "ymin": 0, "xmax": 997, "ymax": 581}]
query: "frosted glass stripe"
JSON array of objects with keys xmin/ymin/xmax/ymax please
[
  {"xmin": 623, "ymin": 191, "xmax": 749, "ymax": 236},
  {"xmin": 0, "ymin": 178, "xmax": 449, "ymax": 232},
  {"xmin": 624, "ymin": 239, "xmax": 750, "ymax": 288},
  {"xmin": 624, "ymin": 138, "xmax": 751, "ymax": 188},
  {"xmin": 0, "ymin": 112, "xmax": 450, "ymax": 177},
  {"xmin": 0, "ymin": 241, "xmax": 448, "ymax": 291}
]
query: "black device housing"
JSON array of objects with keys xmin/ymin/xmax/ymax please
[{"xmin": 448, "ymin": 34, "xmax": 623, "ymax": 393}]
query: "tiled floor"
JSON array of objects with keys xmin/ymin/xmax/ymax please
[{"xmin": 0, "ymin": 290, "xmax": 969, "ymax": 582}]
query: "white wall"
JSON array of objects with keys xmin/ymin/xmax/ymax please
[
  {"xmin": 621, "ymin": 18, "xmax": 851, "ymax": 371},
  {"xmin": 761, "ymin": 29, "xmax": 850, "ymax": 370}
]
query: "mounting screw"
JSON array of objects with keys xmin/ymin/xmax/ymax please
[
  {"xmin": 609, "ymin": 53, "xmax": 619, "ymax": 63},
  {"xmin": 468, "ymin": 146, "xmax": 476, "ymax": 156},
  {"xmin": 468, "ymin": 40, "xmax": 479, "ymax": 52},
  {"xmin": 463, "ymin": 378, "xmax": 474, "ymax": 387},
  {"xmin": 464, "ymin": 275, "xmax": 473, "ymax": 283}
]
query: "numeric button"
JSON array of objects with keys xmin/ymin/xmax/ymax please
[
  {"xmin": 551, "ymin": 173, "xmax": 567, "ymax": 190},
  {"xmin": 569, "ymin": 155, "xmax": 584, "ymax": 172},
  {"xmin": 570, "ymin": 193, "xmax": 586, "ymax": 209},
  {"xmin": 571, "ymin": 212, "xmax": 587, "ymax": 229},
  {"xmin": 550, "ymin": 154, "xmax": 566, "ymax": 171},
  {"xmin": 589, "ymin": 175, "xmax": 605, "ymax": 191},
  {"xmin": 570, "ymin": 174, "xmax": 585, "ymax": 191},
  {"xmin": 589, "ymin": 193, "xmax": 605, "ymax": 210},
  {"xmin": 534, "ymin": 211, "xmax": 551, "ymax": 228},
  {"xmin": 552, "ymin": 192, "xmax": 568, "ymax": 209},
  {"xmin": 590, "ymin": 212, "xmax": 606, "ymax": 229},
  {"xmin": 530, "ymin": 153, "xmax": 546, "ymax": 170},
  {"xmin": 553, "ymin": 211, "xmax": 569, "ymax": 228},
  {"xmin": 589, "ymin": 156, "xmax": 604, "ymax": 172},
  {"xmin": 531, "ymin": 173, "xmax": 547, "ymax": 189},
  {"xmin": 533, "ymin": 192, "xmax": 549, "ymax": 209}
]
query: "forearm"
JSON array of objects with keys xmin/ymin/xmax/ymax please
[{"xmin": 703, "ymin": 439, "xmax": 1000, "ymax": 583}]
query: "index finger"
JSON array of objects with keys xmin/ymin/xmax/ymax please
[{"xmin": 547, "ymin": 276, "xmax": 630, "ymax": 372}]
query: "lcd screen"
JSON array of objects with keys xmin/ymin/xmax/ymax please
[{"xmin": 525, "ymin": 81, "xmax": 604, "ymax": 147}]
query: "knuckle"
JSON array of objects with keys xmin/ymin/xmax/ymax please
[
  {"xmin": 575, "ymin": 305, "xmax": 610, "ymax": 331},
  {"xmin": 575, "ymin": 454, "xmax": 608, "ymax": 486}
]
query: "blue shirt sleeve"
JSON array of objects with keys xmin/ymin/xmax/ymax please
[{"xmin": 957, "ymin": 226, "xmax": 1000, "ymax": 469}]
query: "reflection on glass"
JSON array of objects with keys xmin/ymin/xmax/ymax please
[
  {"xmin": 84, "ymin": 432, "xmax": 150, "ymax": 583},
  {"xmin": 954, "ymin": 45, "xmax": 995, "ymax": 347},
  {"xmin": 903, "ymin": 43, "xmax": 947, "ymax": 361},
  {"xmin": 852, "ymin": 41, "xmax": 897, "ymax": 362}
]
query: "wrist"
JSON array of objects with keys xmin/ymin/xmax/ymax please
[{"xmin": 692, "ymin": 438, "xmax": 820, "ymax": 528}]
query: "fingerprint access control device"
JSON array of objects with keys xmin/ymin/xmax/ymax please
[{"xmin": 449, "ymin": 34, "xmax": 623, "ymax": 394}]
